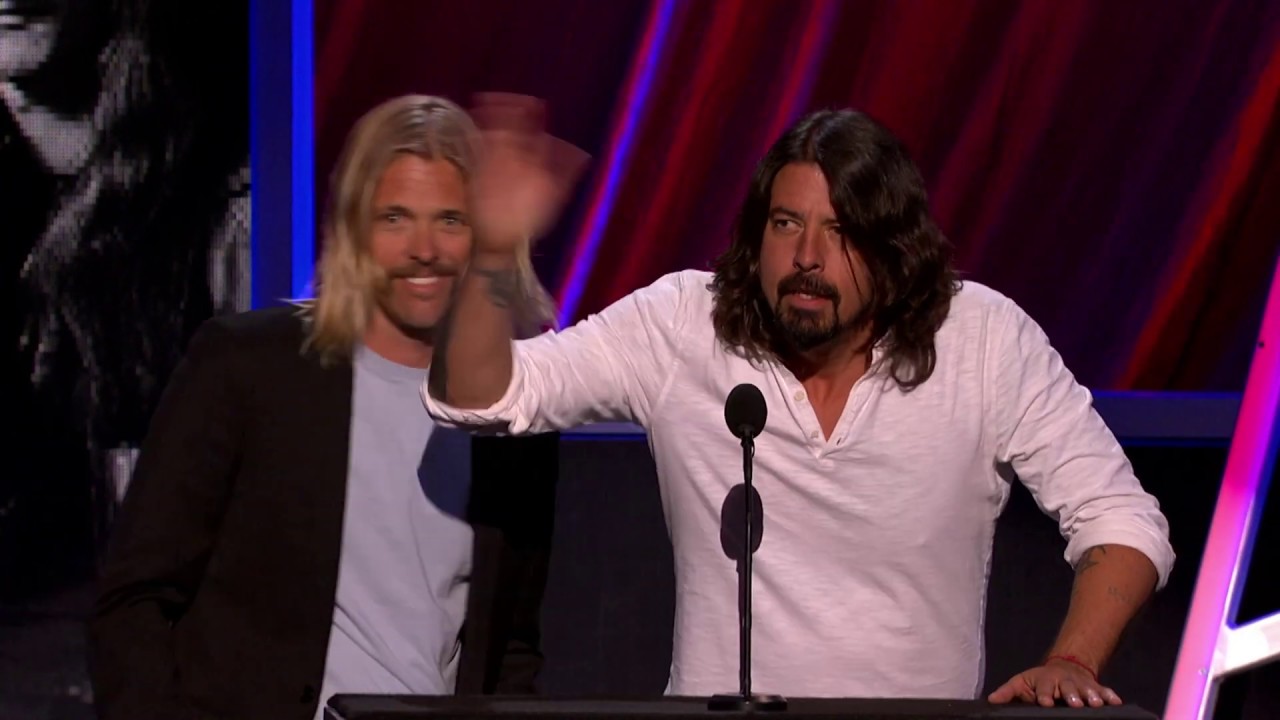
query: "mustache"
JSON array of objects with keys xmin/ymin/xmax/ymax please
[
  {"xmin": 385, "ymin": 261, "xmax": 462, "ymax": 280},
  {"xmin": 777, "ymin": 273, "xmax": 838, "ymax": 300}
]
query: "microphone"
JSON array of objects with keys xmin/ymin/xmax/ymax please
[
  {"xmin": 709, "ymin": 384, "xmax": 787, "ymax": 712},
  {"xmin": 724, "ymin": 383, "xmax": 767, "ymax": 441}
]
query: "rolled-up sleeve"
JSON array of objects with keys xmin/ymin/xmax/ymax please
[
  {"xmin": 423, "ymin": 270, "xmax": 694, "ymax": 435},
  {"xmin": 990, "ymin": 297, "xmax": 1175, "ymax": 589}
]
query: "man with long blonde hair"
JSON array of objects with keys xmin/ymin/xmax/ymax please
[{"xmin": 90, "ymin": 95, "xmax": 563, "ymax": 720}]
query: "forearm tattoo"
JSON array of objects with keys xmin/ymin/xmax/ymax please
[{"xmin": 472, "ymin": 266, "xmax": 520, "ymax": 309}]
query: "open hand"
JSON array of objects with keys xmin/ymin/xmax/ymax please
[
  {"xmin": 468, "ymin": 92, "xmax": 589, "ymax": 254},
  {"xmin": 988, "ymin": 658, "xmax": 1122, "ymax": 708}
]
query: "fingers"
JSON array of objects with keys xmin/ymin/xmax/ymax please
[
  {"xmin": 472, "ymin": 93, "xmax": 590, "ymax": 204},
  {"xmin": 1074, "ymin": 680, "xmax": 1122, "ymax": 707},
  {"xmin": 987, "ymin": 675, "xmax": 1036, "ymax": 705},
  {"xmin": 464, "ymin": 93, "xmax": 590, "ymax": 250},
  {"xmin": 990, "ymin": 667, "xmax": 1123, "ymax": 709},
  {"xmin": 471, "ymin": 93, "xmax": 590, "ymax": 183},
  {"xmin": 473, "ymin": 91, "xmax": 546, "ymax": 118},
  {"xmin": 1058, "ymin": 678, "xmax": 1084, "ymax": 708},
  {"xmin": 471, "ymin": 92, "xmax": 546, "ymax": 133},
  {"xmin": 472, "ymin": 94, "xmax": 548, "ymax": 167},
  {"xmin": 986, "ymin": 684, "xmax": 1014, "ymax": 704},
  {"xmin": 1036, "ymin": 679, "xmax": 1056, "ymax": 708}
]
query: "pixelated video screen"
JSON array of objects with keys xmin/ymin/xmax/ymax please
[{"xmin": 1, "ymin": 0, "xmax": 248, "ymax": 605}]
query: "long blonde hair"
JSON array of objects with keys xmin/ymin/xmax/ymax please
[{"xmin": 302, "ymin": 94, "xmax": 557, "ymax": 362}]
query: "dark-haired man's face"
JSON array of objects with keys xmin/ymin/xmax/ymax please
[{"xmin": 759, "ymin": 162, "xmax": 871, "ymax": 352}]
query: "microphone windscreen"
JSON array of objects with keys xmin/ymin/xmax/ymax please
[{"xmin": 724, "ymin": 383, "xmax": 767, "ymax": 439}]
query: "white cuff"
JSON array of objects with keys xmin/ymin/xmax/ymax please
[
  {"xmin": 1065, "ymin": 520, "xmax": 1175, "ymax": 590},
  {"xmin": 420, "ymin": 342, "xmax": 531, "ymax": 435}
]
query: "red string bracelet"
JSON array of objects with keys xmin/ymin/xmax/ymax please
[{"xmin": 1047, "ymin": 654, "xmax": 1099, "ymax": 682}]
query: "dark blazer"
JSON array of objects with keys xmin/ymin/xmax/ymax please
[{"xmin": 89, "ymin": 306, "xmax": 558, "ymax": 720}]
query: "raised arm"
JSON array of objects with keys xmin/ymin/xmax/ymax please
[
  {"xmin": 428, "ymin": 93, "xmax": 586, "ymax": 410},
  {"xmin": 984, "ymin": 296, "xmax": 1174, "ymax": 708},
  {"xmin": 427, "ymin": 268, "xmax": 696, "ymax": 435},
  {"xmin": 426, "ymin": 94, "xmax": 691, "ymax": 434},
  {"xmin": 431, "ymin": 251, "xmax": 523, "ymax": 409}
]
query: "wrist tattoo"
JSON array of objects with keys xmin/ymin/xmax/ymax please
[{"xmin": 473, "ymin": 267, "xmax": 520, "ymax": 308}]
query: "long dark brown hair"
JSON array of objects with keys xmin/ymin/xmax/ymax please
[{"xmin": 710, "ymin": 109, "xmax": 960, "ymax": 391}]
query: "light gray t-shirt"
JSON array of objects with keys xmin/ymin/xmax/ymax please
[{"xmin": 316, "ymin": 346, "xmax": 474, "ymax": 719}]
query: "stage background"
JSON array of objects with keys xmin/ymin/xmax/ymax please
[{"xmin": 314, "ymin": 0, "xmax": 1280, "ymax": 394}]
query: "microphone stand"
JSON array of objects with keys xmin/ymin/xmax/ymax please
[{"xmin": 708, "ymin": 431, "xmax": 787, "ymax": 712}]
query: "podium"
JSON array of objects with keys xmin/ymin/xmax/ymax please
[{"xmin": 324, "ymin": 696, "xmax": 1159, "ymax": 719}]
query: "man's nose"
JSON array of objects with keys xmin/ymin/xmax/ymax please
[
  {"xmin": 793, "ymin": 229, "xmax": 823, "ymax": 272},
  {"xmin": 407, "ymin": 224, "xmax": 437, "ymax": 264}
]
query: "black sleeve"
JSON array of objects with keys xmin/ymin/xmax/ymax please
[
  {"xmin": 472, "ymin": 431, "xmax": 560, "ymax": 694},
  {"xmin": 88, "ymin": 319, "xmax": 244, "ymax": 720}
]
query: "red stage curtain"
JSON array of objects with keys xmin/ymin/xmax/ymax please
[{"xmin": 315, "ymin": 0, "xmax": 1280, "ymax": 391}]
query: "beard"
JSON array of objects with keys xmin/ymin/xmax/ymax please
[
  {"xmin": 776, "ymin": 303, "xmax": 840, "ymax": 350},
  {"xmin": 771, "ymin": 272, "xmax": 863, "ymax": 351}
]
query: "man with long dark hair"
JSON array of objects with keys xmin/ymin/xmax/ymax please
[{"xmin": 428, "ymin": 100, "xmax": 1173, "ymax": 708}]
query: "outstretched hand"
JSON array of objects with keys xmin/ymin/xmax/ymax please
[
  {"xmin": 468, "ymin": 92, "xmax": 589, "ymax": 255},
  {"xmin": 988, "ymin": 658, "xmax": 1122, "ymax": 708}
]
